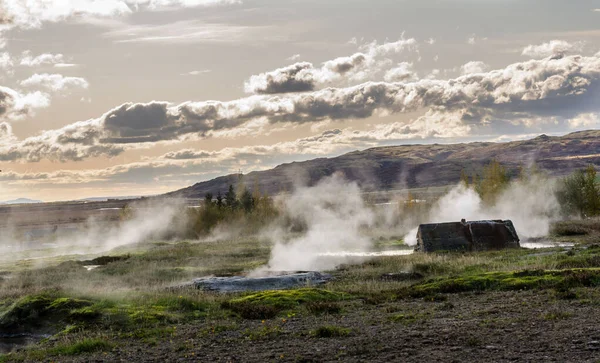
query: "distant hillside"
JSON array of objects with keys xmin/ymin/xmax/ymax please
[
  {"xmin": 166, "ymin": 130, "xmax": 600, "ymax": 199},
  {"xmin": 0, "ymin": 198, "xmax": 44, "ymax": 205}
]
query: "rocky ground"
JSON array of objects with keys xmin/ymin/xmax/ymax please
[{"xmin": 54, "ymin": 288, "xmax": 600, "ymax": 363}]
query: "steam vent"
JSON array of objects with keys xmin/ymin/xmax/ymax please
[{"xmin": 415, "ymin": 219, "xmax": 520, "ymax": 252}]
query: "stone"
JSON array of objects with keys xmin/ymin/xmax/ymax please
[{"xmin": 173, "ymin": 271, "xmax": 333, "ymax": 292}]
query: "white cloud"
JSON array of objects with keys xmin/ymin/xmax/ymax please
[
  {"xmin": 460, "ymin": 61, "xmax": 489, "ymax": 75},
  {"xmin": 383, "ymin": 62, "xmax": 416, "ymax": 82},
  {"xmin": 521, "ymin": 40, "xmax": 584, "ymax": 58},
  {"xmin": 287, "ymin": 54, "xmax": 301, "ymax": 61},
  {"xmin": 181, "ymin": 69, "xmax": 211, "ymax": 76},
  {"xmin": 0, "ymin": 52, "xmax": 13, "ymax": 75},
  {"xmin": 102, "ymin": 20, "xmax": 264, "ymax": 44},
  {"xmin": 54, "ymin": 63, "xmax": 78, "ymax": 68},
  {"xmin": 568, "ymin": 113, "xmax": 600, "ymax": 129},
  {"xmin": 20, "ymin": 51, "xmax": 65, "ymax": 67},
  {"xmin": 0, "ymin": 0, "xmax": 240, "ymax": 47},
  {"xmin": 2, "ymin": 53, "xmax": 600, "ymax": 162},
  {"xmin": 19, "ymin": 73, "xmax": 89, "ymax": 92},
  {"xmin": 245, "ymin": 36, "xmax": 418, "ymax": 94},
  {"xmin": 0, "ymin": 86, "xmax": 51, "ymax": 121}
]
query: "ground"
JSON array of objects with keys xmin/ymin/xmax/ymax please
[{"xmin": 1, "ymin": 219, "xmax": 600, "ymax": 362}]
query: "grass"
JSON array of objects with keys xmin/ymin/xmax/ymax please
[
  {"xmin": 2, "ymin": 219, "xmax": 600, "ymax": 360},
  {"xmin": 403, "ymin": 268, "xmax": 600, "ymax": 298}
]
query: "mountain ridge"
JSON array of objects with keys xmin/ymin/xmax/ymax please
[{"xmin": 166, "ymin": 130, "xmax": 600, "ymax": 199}]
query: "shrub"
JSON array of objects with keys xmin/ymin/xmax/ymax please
[{"xmin": 311, "ymin": 325, "xmax": 351, "ymax": 338}]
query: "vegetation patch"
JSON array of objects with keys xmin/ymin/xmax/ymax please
[
  {"xmin": 50, "ymin": 338, "xmax": 114, "ymax": 356},
  {"xmin": 222, "ymin": 288, "xmax": 348, "ymax": 319},
  {"xmin": 310, "ymin": 325, "xmax": 351, "ymax": 338},
  {"xmin": 0, "ymin": 295, "xmax": 93, "ymax": 334},
  {"xmin": 390, "ymin": 313, "xmax": 429, "ymax": 325},
  {"xmin": 403, "ymin": 268, "xmax": 600, "ymax": 298}
]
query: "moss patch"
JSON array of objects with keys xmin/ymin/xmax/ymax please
[
  {"xmin": 0, "ymin": 295, "xmax": 93, "ymax": 334},
  {"xmin": 222, "ymin": 288, "xmax": 348, "ymax": 319},
  {"xmin": 404, "ymin": 268, "xmax": 600, "ymax": 298}
]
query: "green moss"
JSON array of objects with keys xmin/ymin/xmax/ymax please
[
  {"xmin": 404, "ymin": 268, "xmax": 600, "ymax": 297},
  {"xmin": 0, "ymin": 295, "xmax": 94, "ymax": 333},
  {"xmin": 222, "ymin": 288, "xmax": 348, "ymax": 319}
]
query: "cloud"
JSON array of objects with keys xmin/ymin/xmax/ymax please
[
  {"xmin": 102, "ymin": 20, "xmax": 262, "ymax": 44},
  {"xmin": 19, "ymin": 73, "xmax": 89, "ymax": 92},
  {"xmin": 522, "ymin": 40, "xmax": 584, "ymax": 58},
  {"xmin": 0, "ymin": 52, "xmax": 13, "ymax": 75},
  {"xmin": 460, "ymin": 61, "xmax": 489, "ymax": 75},
  {"xmin": 181, "ymin": 70, "xmax": 211, "ymax": 76},
  {"xmin": 245, "ymin": 36, "xmax": 418, "ymax": 94},
  {"xmin": 0, "ymin": 122, "xmax": 16, "ymax": 143},
  {"xmin": 2, "ymin": 53, "xmax": 600, "ymax": 162},
  {"xmin": 0, "ymin": 0, "xmax": 240, "ymax": 47},
  {"xmin": 54, "ymin": 63, "xmax": 78, "ymax": 68},
  {"xmin": 244, "ymin": 62, "xmax": 315, "ymax": 94},
  {"xmin": 20, "ymin": 51, "xmax": 65, "ymax": 67},
  {"xmin": 0, "ymin": 86, "xmax": 50, "ymax": 121},
  {"xmin": 287, "ymin": 54, "xmax": 301, "ymax": 61},
  {"xmin": 383, "ymin": 62, "xmax": 416, "ymax": 82}
]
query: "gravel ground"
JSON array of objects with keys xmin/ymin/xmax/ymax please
[{"xmin": 52, "ymin": 288, "xmax": 600, "ymax": 363}]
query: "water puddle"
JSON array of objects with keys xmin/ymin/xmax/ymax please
[
  {"xmin": 318, "ymin": 250, "xmax": 414, "ymax": 257},
  {"xmin": 520, "ymin": 241, "xmax": 575, "ymax": 249}
]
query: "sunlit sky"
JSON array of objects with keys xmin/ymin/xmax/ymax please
[{"xmin": 1, "ymin": 0, "xmax": 600, "ymax": 201}]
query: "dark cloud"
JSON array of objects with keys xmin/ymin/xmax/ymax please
[{"xmin": 244, "ymin": 62, "xmax": 315, "ymax": 94}]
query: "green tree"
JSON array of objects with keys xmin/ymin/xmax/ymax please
[
  {"xmin": 204, "ymin": 192, "xmax": 213, "ymax": 206},
  {"xmin": 557, "ymin": 165, "xmax": 600, "ymax": 217},
  {"xmin": 216, "ymin": 191, "xmax": 223, "ymax": 208},
  {"xmin": 240, "ymin": 188, "xmax": 255, "ymax": 213},
  {"xmin": 225, "ymin": 184, "xmax": 238, "ymax": 209}
]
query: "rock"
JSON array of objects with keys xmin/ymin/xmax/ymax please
[{"xmin": 176, "ymin": 271, "xmax": 333, "ymax": 292}]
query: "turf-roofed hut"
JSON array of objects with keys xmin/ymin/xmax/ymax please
[{"xmin": 415, "ymin": 219, "xmax": 520, "ymax": 252}]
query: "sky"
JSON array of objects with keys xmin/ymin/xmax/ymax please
[{"xmin": 1, "ymin": 0, "xmax": 600, "ymax": 202}]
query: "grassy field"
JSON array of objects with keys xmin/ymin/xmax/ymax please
[{"xmin": 1, "ymin": 219, "xmax": 600, "ymax": 362}]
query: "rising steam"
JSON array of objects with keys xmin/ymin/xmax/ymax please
[
  {"xmin": 0, "ymin": 198, "xmax": 184, "ymax": 261},
  {"xmin": 404, "ymin": 175, "xmax": 560, "ymax": 245},
  {"xmin": 254, "ymin": 174, "xmax": 375, "ymax": 274}
]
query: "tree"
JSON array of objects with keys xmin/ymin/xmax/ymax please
[
  {"xmin": 216, "ymin": 191, "xmax": 223, "ymax": 208},
  {"xmin": 474, "ymin": 159, "xmax": 510, "ymax": 205},
  {"xmin": 240, "ymin": 188, "xmax": 255, "ymax": 213},
  {"xmin": 204, "ymin": 192, "xmax": 213, "ymax": 206},
  {"xmin": 225, "ymin": 184, "xmax": 238, "ymax": 209},
  {"xmin": 556, "ymin": 165, "xmax": 600, "ymax": 217}
]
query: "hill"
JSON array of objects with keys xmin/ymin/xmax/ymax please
[{"xmin": 167, "ymin": 130, "xmax": 600, "ymax": 199}]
